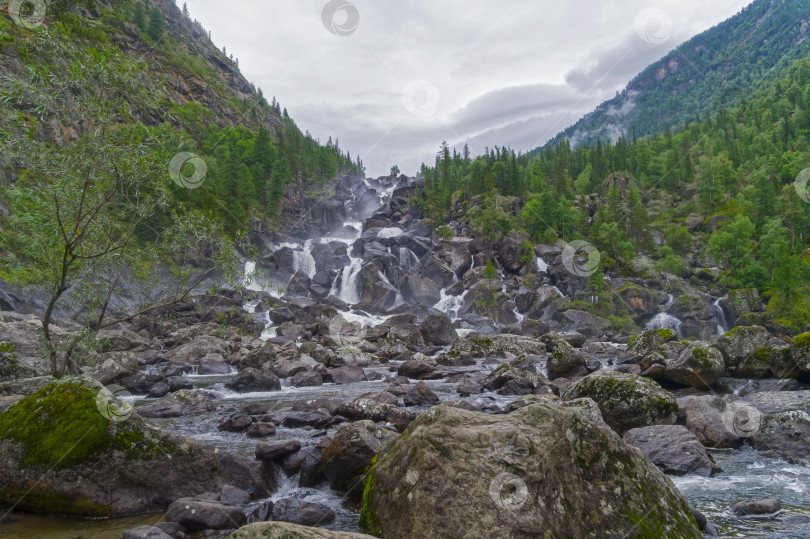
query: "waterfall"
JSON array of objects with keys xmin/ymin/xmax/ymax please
[
  {"xmin": 536, "ymin": 256, "xmax": 548, "ymax": 273},
  {"xmin": 399, "ymin": 247, "xmax": 419, "ymax": 270},
  {"xmin": 292, "ymin": 240, "xmax": 316, "ymax": 279},
  {"xmin": 712, "ymin": 298, "xmax": 730, "ymax": 335},
  {"xmin": 645, "ymin": 294, "xmax": 683, "ymax": 338},
  {"xmin": 434, "ymin": 289, "xmax": 468, "ymax": 320},
  {"xmin": 330, "ymin": 257, "xmax": 363, "ymax": 304}
]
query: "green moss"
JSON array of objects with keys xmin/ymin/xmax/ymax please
[
  {"xmin": 656, "ymin": 329, "xmax": 676, "ymax": 341},
  {"xmin": 0, "ymin": 379, "xmax": 112, "ymax": 468},
  {"xmin": 358, "ymin": 454, "xmax": 382, "ymax": 537},
  {"xmin": 793, "ymin": 332, "xmax": 810, "ymax": 348},
  {"xmin": 0, "ymin": 486, "xmax": 112, "ymax": 517}
]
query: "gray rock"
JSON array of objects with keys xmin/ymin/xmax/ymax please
[
  {"xmin": 402, "ymin": 381, "xmax": 440, "ymax": 406},
  {"xmin": 122, "ymin": 525, "xmax": 172, "ymax": 539},
  {"xmin": 664, "ymin": 343, "xmax": 724, "ymax": 388},
  {"xmin": 228, "ymin": 522, "xmax": 376, "ymax": 538},
  {"xmin": 419, "ymin": 315, "xmax": 456, "ymax": 346},
  {"xmin": 360, "ymin": 403, "xmax": 701, "ymax": 538},
  {"xmin": 256, "ymin": 440, "xmax": 302, "ymax": 460},
  {"xmin": 562, "ymin": 371, "xmax": 678, "ymax": 435},
  {"xmin": 319, "ymin": 420, "xmax": 395, "ymax": 490},
  {"xmin": 623, "ymin": 425, "xmax": 718, "ymax": 476},
  {"xmin": 137, "ymin": 389, "xmax": 214, "ymax": 418},
  {"xmin": 714, "ymin": 326, "xmax": 771, "ymax": 369},
  {"xmin": 330, "ymin": 366, "xmax": 366, "ymax": 384},
  {"xmin": 225, "ymin": 368, "xmax": 281, "ymax": 392},
  {"xmin": 272, "ymin": 498, "xmax": 335, "ymax": 526},
  {"xmin": 220, "ymin": 485, "xmax": 251, "ymax": 507},
  {"xmin": 165, "ymin": 497, "xmax": 246, "ymax": 531},
  {"xmin": 730, "ymin": 499, "xmax": 781, "ymax": 516}
]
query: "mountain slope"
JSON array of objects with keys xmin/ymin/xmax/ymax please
[{"xmin": 543, "ymin": 0, "xmax": 810, "ymax": 149}]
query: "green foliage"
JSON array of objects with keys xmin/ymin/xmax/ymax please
[{"xmin": 146, "ymin": 7, "xmax": 165, "ymax": 42}]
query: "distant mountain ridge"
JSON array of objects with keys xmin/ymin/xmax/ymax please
[{"xmin": 541, "ymin": 0, "xmax": 810, "ymax": 150}]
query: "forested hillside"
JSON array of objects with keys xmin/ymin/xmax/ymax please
[
  {"xmin": 420, "ymin": 53, "xmax": 810, "ymax": 329},
  {"xmin": 544, "ymin": 0, "xmax": 810, "ymax": 148}
]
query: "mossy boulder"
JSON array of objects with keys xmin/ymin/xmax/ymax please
[
  {"xmin": 737, "ymin": 347, "xmax": 781, "ymax": 379},
  {"xmin": 663, "ymin": 343, "xmax": 724, "ymax": 388},
  {"xmin": 228, "ymin": 522, "xmax": 375, "ymax": 538},
  {"xmin": 359, "ymin": 403, "xmax": 701, "ymax": 538},
  {"xmin": 625, "ymin": 329, "xmax": 678, "ymax": 361},
  {"xmin": 450, "ymin": 333, "xmax": 546, "ymax": 359},
  {"xmin": 544, "ymin": 334, "xmax": 585, "ymax": 380},
  {"xmin": 0, "ymin": 377, "xmax": 266, "ymax": 517},
  {"xmin": 668, "ymin": 295, "xmax": 709, "ymax": 320},
  {"xmin": 562, "ymin": 371, "xmax": 678, "ymax": 435},
  {"xmin": 790, "ymin": 332, "xmax": 810, "ymax": 374},
  {"xmin": 714, "ymin": 326, "xmax": 770, "ymax": 369}
]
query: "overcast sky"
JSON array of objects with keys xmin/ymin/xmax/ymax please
[{"xmin": 185, "ymin": 0, "xmax": 752, "ymax": 177}]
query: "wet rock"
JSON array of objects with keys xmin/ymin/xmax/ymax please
[
  {"xmin": 246, "ymin": 422, "xmax": 276, "ymax": 438},
  {"xmin": 228, "ymin": 522, "xmax": 376, "ymax": 538},
  {"xmin": 544, "ymin": 335, "xmax": 586, "ymax": 380},
  {"xmin": 617, "ymin": 284, "xmax": 662, "ymax": 322},
  {"xmin": 730, "ymin": 499, "xmax": 781, "ymax": 516},
  {"xmin": 397, "ymin": 359, "xmax": 436, "ymax": 379},
  {"xmin": 138, "ymin": 389, "xmax": 214, "ymax": 418},
  {"xmin": 273, "ymin": 359, "xmax": 310, "ymax": 379},
  {"xmin": 623, "ymin": 425, "xmax": 718, "ymax": 476},
  {"xmin": 165, "ymin": 497, "xmax": 246, "ymax": 531},
  {"xmin": 272, "ymin": 498, "xmax": 335, "ymax": 526},
  {"xmin": 419, "ymin": 315, "xmax": 456, "ymax": 346},
  {"xmin": 292, "ymin": 370, "xmax": 323, "ymax": 387},
  {"xmin": 225, "ymin": 368, "xmax": 281, "ymax": 392},
  {"xmin": 0, "ymin": 378, "xmax": 266, "ymax": 517},
  {"xmin": 360, "ymin": 391, "xmax": 399, "ymax": 406},
  {"xmin": 360, "ymin": 403, "xmax": 701, "ymax": 538},
  {"xmin": 562, "ymin": 371, "xmax": 678, "ymax": 435},
  {"xmin": 167, "ymin": 376, "xmax": 193, "ymax": 392},
  {"xmin": 330, "ymin": 366, "xmax": 366, "ymax": 384},
  {"xmin": 333, "ymin": 398, "xmax": 417, "ymax": 432},
  {"xmin": 88, "ymin": 352, "xmax": 138, "ymax": 385},
  {"xmin": 320, "ymin": 420, "xmax": 396, "ymax": 490},
  {"xmin": 558, "ymin": 310, "xmax": 611, "ymax": 338},
  {"xmin": 403, "ymin": 274, "xmax": 442, "ymax": 306},
  {"xmin": 256, "ymin": 440, "xmax": 301, "ymax": 460},
  {"xmin": 218, "ymin": 412, "xmax": 254, "ymax": 432},
  {"xmin": 663, "ymin": 343, "xmax": 724, "ymax": 388},
  {"xmin": 457, "ymin": 380, "xmax": 484, "ymax": 396},
  {"xmin": 122, "ymin": 525, "xmax": 172, "ymax": 539},
  {"xmin": 402, "ymin": 381, "xmax": 440, "ymax": 406},
  {"xmin": 220, "ymin": 485, "xmax": 251, "ymax": 507}
]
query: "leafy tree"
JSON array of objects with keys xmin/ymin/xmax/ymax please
[
  {"xmin": 147, "ymin": 7, "xmax": 165, "ymax": 42},
  {"xmin": 390, "ymin": 165, "xmax": 400, "ymax": 177}
]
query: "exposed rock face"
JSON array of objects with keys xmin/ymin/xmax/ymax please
[
  {"xmin": 623, "ymin": 425, "xmax": 718, "ymax": 477},
  {"xmin": 545, "ymin": 335, "xmax": 586, "ymax": 380},
  {"xmin": 562, "ymin": 371, "xmax": 678, "ymax": 435},
  {"xmin": 360, "ymin": 403, "xmax": 701, "ymax": 538},
  {"xmin": 225, "ymin": 368, "xmax": 281, "ymax": 392},
  {"xmin": 228, "ymin": 522, "xmax": 376, "ymax": 538},
  {"xmin": 663, "ymin": 343, "xmax": 724, "ymax": 388},
  {"xmin": 0, "ymin": 378, "xmax": 266, "ymax": 517},
  {"xmin": 496, "ymin": 231, "xmax": 529, "ymax": 273},
  {"xmin": 419, "ymin": 315, "xmax": 456, "ymax": 346}
]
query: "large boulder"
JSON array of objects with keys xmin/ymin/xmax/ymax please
[
  {"xmin": 545, "ymin": 336, "xmax": 586, "ymax": 380},
  {"xmin": 360, "ymin": 403, "xmax": 701, "ymax": 538},
  {"xmin": 272, "ymin": 498, "xmax": 335, "ymax": 526},
  {"xmin": 562, "ymin": 371, "xmax": 678, "ymax": 435},
  {"xmin": 137, "ymin": 389, "xmax": 214, "ymax": 418},
  {"xmin": 663, "ymin": 343, "xmax": 724, "ymax": 388},
  {"xmin": 482, "ymin": 364, "xmax": 549, "ymax": 396},
  {"xmin": 0, "ymin": 378, "xmax": 266, "ymax": 517},
  {"xmin": 617, "ymin": 284, "xmax": 662, "ymax": 322},
  {"xmin": 225, "ymin": 368, "xmax": 281, "ymax": 392},
  {"xmin": 744, "ymin": 391, "xmax": 810, "ymax": 462},
  {"xmin": 228, "ymin": 522, "xmax": 375, "ymax": 538},
  {"xmin": 319, "ymin": 420, "xmax": 396, "ymax": 490},
  {"xmin": 677, "ymin": 395, "xmax": 744, "ymax": 448},
  {"xmin": 496, "ymin": 231, "xmax": 529, "ymax": 273},
  {"xmin": 714, "ymin": 326, "xmax": 770, "ymax": 369},
  {"xmin": 165, "ymin": 497, "xmax": 246, "ymax": 531},
  {"xmin": 419, "ymin": 315, "xmax": 456, "ymax": 346},
  {"xmin": 403, "ymin": 274, "xmax": 442, "ymax": 306},
  {"xmin": 623, "ymin": 425, "xmax": 718, "ymax": 477}
]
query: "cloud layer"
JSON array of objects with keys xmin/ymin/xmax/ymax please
[{"xmin": 186, "ymin": 0, "xmax": 751, "ymax": 176}]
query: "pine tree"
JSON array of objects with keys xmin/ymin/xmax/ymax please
[
  {"xmin": 146, "ymin": 8, "xmax": 165, "ymax": 42},
  {"xmin": 133, "ymin": 2, "xmax": 146, "ymax": 30},
  {"xmin": 182, "ymin": 2, "xmax": 189, "ymax": 17}
]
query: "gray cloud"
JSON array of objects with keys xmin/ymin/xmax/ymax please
[{"xmin": 186, "ymin": 0, "xmax": 752, "ymax": 176}]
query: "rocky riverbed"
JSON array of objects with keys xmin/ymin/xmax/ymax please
[{"xmin": 1, "ymin": 175, "xmax": 809, "ymax": 538}]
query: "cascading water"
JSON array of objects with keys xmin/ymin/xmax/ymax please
[
  {"xmin": 292, "ymin": 239, "xmax": 316, "ymax": 279},
  {"xmin": 536, "ymin": 256, "xmax": 548, "ymax": 273},
  {"xmin": 399, "ymin": 247, "xmax": 419, "ymax": 270},
  {"xmin": 378, "ymin": 227, "xmax": 403, "ymax": 239},
  {"xmin": 331, "ymin": 257, "xmax": 363, "ymax": 304},
  {"xmin": 434, "ymin": 289, "xmax": 468, "ymax": 320},
  {"xmin": 712, "ymin": 298, "xmax": 730, "ymax": 335},
  {"xmin": 645, "ymin": 294, "xmax": 683, "ymax": 338}
]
